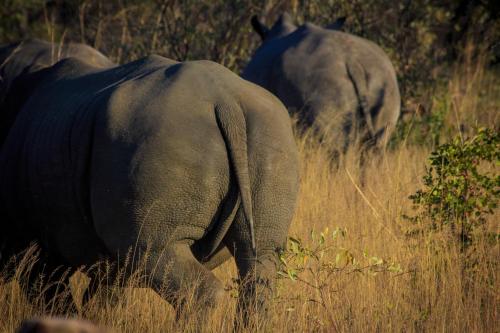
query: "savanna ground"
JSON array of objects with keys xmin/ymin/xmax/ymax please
[{"xmin": 0, "ymin": 1, "xmax": 499, "ymax": 332}]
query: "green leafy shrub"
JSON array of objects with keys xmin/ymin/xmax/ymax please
[
  {"xmin": 279, "ymin": 227, "xmax": 402, "ymax": 279},
  {"xmin": 275, "ymin": 227, "xmax": 402, "ymax": 314},
  {"xmin": 406, "ymin": 128, "xmax": 499, "ymax": 248}
]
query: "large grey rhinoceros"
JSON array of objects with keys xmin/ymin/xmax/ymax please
[
  {"xmin": 243, "ymin": 13, "xmax": 401, "ymax": 155},
  {"xmin": 0, "ymin": 38, "xmax": 114, "ymax": 146},
  {"xmin": 0, "ymin": 54, "xmax": 299, "ymax": 321}
]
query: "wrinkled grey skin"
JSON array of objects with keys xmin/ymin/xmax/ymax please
[
  {"xmin": 0, "ymin": 38, "xmax": 114, "ymax": 146},
  {"xmin": 0, "ymin": 55, "xmax": 299, "ymax": 322},
  {"xmin": 243, "ymin": 13, "xmax": 401, "ymax": 155}
]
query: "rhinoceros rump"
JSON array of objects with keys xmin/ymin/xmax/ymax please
[{"xmin": 244, "ymin": 13, "xmax": 401, "ymax": 156}]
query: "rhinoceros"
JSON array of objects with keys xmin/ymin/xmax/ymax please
[
  {"xmin": 0, "ymin": 38, "xmax": 114, "ymax": 146},
  {"xmin": 0, "ymin": 55, "xmax": 299, "ymax": 321},
  {"xmin": 243, "ymin": 13, "xmax": 401, "ymax": 155}
]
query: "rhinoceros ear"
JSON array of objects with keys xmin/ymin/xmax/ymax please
[
  {"xmin": 251, "ymin": 16, "xmax": 270, "ymax": 40},
  {"xmin": 267, "ymin": 12, "xmax": 296, "ymax": 39},
  {"xmin": 326, "ymin": 16, "xmax": 346, "ymax": 30}
]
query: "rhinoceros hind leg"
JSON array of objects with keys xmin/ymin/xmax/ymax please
[{"xmin": 149, "ymin": 243, "xmax": 226, "ymax": 315}]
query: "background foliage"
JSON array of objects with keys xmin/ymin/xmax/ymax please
[{"xmin": 406, "ymin": 128, "xmax": 499, "ymax": 247}]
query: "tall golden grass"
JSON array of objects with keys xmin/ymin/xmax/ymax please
[{"xmin": 0, "ymin": 57, "xmax": 498, "ymax": 333}]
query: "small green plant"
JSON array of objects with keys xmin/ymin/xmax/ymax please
[
  {"xmin": 278, "ymin": 227, "xmax": 402, "ymax": 283},
  {"xmin": 406, "ymin": 127, "xmax": 499, "ymax": 248},
  {"xmin": 274, "ymin": 227, "xmax": 402, "ymax": 327}
]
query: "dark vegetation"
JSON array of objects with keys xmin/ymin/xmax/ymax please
[{"xmin": 1, "ymin": 0, "xmax": 499, "ymax": 112}]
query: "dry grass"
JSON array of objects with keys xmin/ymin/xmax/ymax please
[{"xmin": 0, "ymin": 60, "xmax": 498, "ymax": 333}]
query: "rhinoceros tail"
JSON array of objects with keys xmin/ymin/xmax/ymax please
[
  {"xmin": 214, "ymin": 104, "xmax": 256, "ymax": 254},
  {"xmin": 346, "ymin": 61, "xmax": 376, "ymax": 139}
]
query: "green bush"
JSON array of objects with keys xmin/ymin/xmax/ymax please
[{"xmin": 406, "ymin": 128, "xmax": 499, "ymax": 248}]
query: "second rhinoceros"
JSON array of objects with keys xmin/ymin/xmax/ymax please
[{"xmin": 244, "ymin": 13, "xmax": 401, "ymax": 155}]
